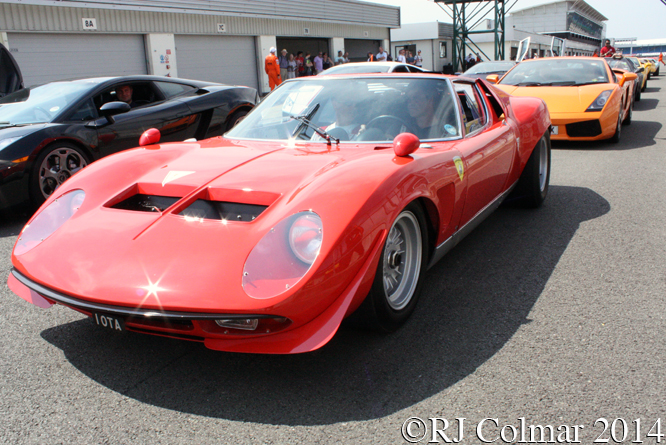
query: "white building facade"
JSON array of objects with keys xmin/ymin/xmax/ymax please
[{"xmin": 0, "ymin": 0, "xmax": 399, "ymax": 94}]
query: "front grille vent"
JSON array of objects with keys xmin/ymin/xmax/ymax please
[{"xmin": 566, "ymin": 120, "xmax": 602, "ymax": 137}]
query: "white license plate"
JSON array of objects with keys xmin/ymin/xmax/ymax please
[
  {"xmin": 93, "ymin": 313, "xmax": 125, "ymax": 331},
  {"xmin": 551, "ymin": 126, "xmax": 559, "ymax": 135}
]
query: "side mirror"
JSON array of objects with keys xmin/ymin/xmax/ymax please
[
  {"xmin": 486, "ymin": 74, "xmax": 500, "ymax": 84},
  {"xmin": 393, "ymin": 132, "xmax": 420, "ymax": 157},
  {"xmin": 139, "ymin": 128, "xmax": 161, "ymax": 146},
  {"xmin": 99, "ymin": 101, "xmax": 131, "ymax": 124},
  {"xmin": 637, "ymin": 67, "xmax": 645, "ymax": 73},
  {"xmin": 619, "ymin": 72, "xmax": 638, "ymax": 86}
]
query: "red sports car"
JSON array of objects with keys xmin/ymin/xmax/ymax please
[{"xmin": 8, "ymin": 74, "xmax": 551, "ymax": 354}]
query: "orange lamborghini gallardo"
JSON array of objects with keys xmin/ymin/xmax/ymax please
[{"xmin": 487, "ymin": 57, "xmax": 637, "ymax": 143}]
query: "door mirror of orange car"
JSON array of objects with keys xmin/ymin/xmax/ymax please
[
  {"xmin": 486, "ymin": 74, "xmax": 500, "ymax": 84},
  {"xmin": 139, "ymin": 128, "xmax": 161, "ymax": 146},
  {"xmin": 619, "ymin": 72, "xmax": 638, "ymax": 86},
  {"xmin": 393, "ymin": 132, "xmax": 420, "ymax": 157}
]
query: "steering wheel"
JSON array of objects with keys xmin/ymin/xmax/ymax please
[{"xmin": 365, "ymin": 115, "xmax": 416, "ymax": 140}]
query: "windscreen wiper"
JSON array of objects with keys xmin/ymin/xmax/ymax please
[{"xmin": 290, "ymin": 104, "xmax": 339, "ymax": 145}]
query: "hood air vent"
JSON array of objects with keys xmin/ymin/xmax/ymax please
[
  {"xmin": 111, "ymin": 194, "xmax": 180, "ymax": 212},
  {"xmin": 180, "ymin": 200, "xmax": 266, "ymax": 222}
]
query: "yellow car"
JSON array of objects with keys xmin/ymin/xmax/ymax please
[
  {"xmin": 627, "ymin": 56, "xmax": 649, "ymax": 89},
  {"xmin": 640, "ymin": 58, "xmax": 657, "ymax": 77},
  {"xmin": 487, "ymin": 57, "xmax": 637, "ymax": 143}
]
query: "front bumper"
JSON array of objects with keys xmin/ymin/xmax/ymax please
[
  {"xmin": 549, "ymin": 110, "xmax": 619, "ymax": 141},
  {"xmin": 8, "ymin": 229, "xmax": 382, "ymax": 354}
]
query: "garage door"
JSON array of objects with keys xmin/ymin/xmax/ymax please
[
  {"xmin": 175, "ymin": 35, "xmax": 258, "ymax": 90},
  {"xmin": 7, "ymin": 33, "xmax": 147, "ymax": 87}
]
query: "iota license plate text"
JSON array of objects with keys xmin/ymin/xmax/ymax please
[{"xmin": 93, "ymin": 313, "xmax": 124, "ymax": 331}]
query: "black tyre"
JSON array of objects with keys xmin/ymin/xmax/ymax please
[
  {"xmin": 641, "ymin": 80, "xmax": 647, "ymax": 92},
  {"xmin": 30, "ymin": 142, "xmax": 90, "ymax": 207},
  {"xmin": 610, "ymin": 111, "xmax": 622, "ymax": 144},
  {"xmin": 635, "ymin": 86, "xmax": 641, "ymax": 102},
  {"xmin": 225, "ymin": 109, "xmax": 249, "ymax": 132},
  {"xmin": 357, "ymin": 201, "xmax": 429, "ymax": 332},
  {"xmin": 509, "ymin": 131, "xmax": 550, "ymax": 208}
]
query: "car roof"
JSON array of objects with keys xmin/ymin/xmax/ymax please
[{"xmin": 33, "ymin": 75, "xmax": 222, "ymax": 88}]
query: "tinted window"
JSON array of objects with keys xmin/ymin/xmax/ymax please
[{"xmin": 155, "ymin": 81, "xmax": 196, "ymax": 98}]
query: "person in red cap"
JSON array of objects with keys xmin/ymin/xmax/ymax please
[{"xmin": 265, "ymin": 47, "xmax": 281, "ymax": 91}]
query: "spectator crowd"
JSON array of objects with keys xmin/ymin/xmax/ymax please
[{"xmin": 264, "ymin": 46, "xmax": 424, "ymax": 90}]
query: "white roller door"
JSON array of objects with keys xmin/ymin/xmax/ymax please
[
  {"xmin": 175, "ymin": 35, "xmax": 258, "ymax": 90},
  {"xmin": 7, "ymin": 33, "xmax": 147, "ymax": 87}
]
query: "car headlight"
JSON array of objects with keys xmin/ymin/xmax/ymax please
[
  {"xmin": 0, "ymin": 137, "xmax": 21, "ymax": 152},
  {"xmin": 243, "ymin": 211, "xmax": 323, "ymax": 299},
  {"xmin": 288, "ymin": 213, "xmax": 323, "ymax": 264},
  {"xmin": 14, "ymin": 189, "xmax": 85, "ymax": 256},
  {"xmin": 586, "ymin": 90, "xmax": 613, "ymax": 112}
]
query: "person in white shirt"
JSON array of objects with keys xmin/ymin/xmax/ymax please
[
  {"xmin": 414, "ymin": 50, "xmax": 423, "ymax": 68},
  {"xmin": 397, "ymin": 49, "xmax": 407, "ymax": 64},
  {"xmin": 376, "ymin": 47, "xmax": 388, "ymax": 61}
]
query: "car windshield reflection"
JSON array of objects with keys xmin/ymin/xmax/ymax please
[
  {"xmin": 500, "ymin": 59, "xmax": 610, "ymax": 86},
  {"xmin": 0, "ymin": 82, "xmax": 91, "ymax": 125},
  {"xmin": 226, "ymin": 77, "xmax": 461, "ymax": 143}
]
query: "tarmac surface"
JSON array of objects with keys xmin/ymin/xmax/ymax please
[{"xmin": 1, "ymin": 73, "xmax": 665, "ymax": 444}]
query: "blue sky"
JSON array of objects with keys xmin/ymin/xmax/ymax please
[{"xmin": 364, "ymin": 0, "xmax": 664, "ymax": 40}]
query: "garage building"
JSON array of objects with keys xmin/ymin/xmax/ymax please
[{"xmin": 0, "ymin": 0, "xmax": 399, "ymax": 94}]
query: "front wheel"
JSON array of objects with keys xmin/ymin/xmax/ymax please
[
  {"xmin": 225, "ymin": 109, "xmax": 249, "ymax": 132},
  {"xmin": 623, "ymin": 101, "xmax": 632, "ymax": 125},
  {"xmin": 358, "ymin": 202, "xmax": 429, "ymax": 332},
  {"xmin": 610, "ymin": 111, "xmax": 622, "ymax": 144},
  {"xmin": 30, "ymin": 142, "xmax": 90, "ymax": 207},
  {"xmin": 509, "ymin": 131, "xmax": 550, "ymax": 208}
]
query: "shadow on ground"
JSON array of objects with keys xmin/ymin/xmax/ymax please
[
  {"xmin": 0, "ymin": 206, "xmax": 31, "ymax": 237},
  {"xmin": 40, "ymin": 185, "xmax": 610, "ymax": 426},
  {"xmin": 634, "ymin": 98, "xmax": 659, "ymax": 111}
]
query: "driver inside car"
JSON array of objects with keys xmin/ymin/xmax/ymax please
[
  {"xmin": 115, "ymin": 84, "xmax": 137, "ymax": 108},
  {"xmin": 407, "ymin": 81, "xmax": 443, "ymax": 139},
  {"xmin": 311, "ymin": 83, "xmax": 369, "ymax": 141}
]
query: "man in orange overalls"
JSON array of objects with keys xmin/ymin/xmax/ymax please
[{"xmin": 265, "ymin": 47, "xmax": 281, "ymax": 91}]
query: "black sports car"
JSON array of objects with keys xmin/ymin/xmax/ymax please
[
  {"xmin": 0, "ymin": 75, "xmax": 258, "ymax": 209},
  {"xmin": 605, "ymin": 55, "xmax": 645, "ymax": 102}
]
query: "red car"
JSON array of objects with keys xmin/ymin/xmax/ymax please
[{"xmin": 8, "ymin": 74, "xmax": 551, "ymax": 354}]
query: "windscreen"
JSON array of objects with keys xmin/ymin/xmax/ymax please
[
  {"xmin": 464, "ymin": 62, "xmax": 515, "ymax": 75},
  {"xmin": 606, "ymin": 59, "xmax": 634, "ymax": 72},
  {"xmin": 500, "ymin": 59, "xmax": 610, "ymax": 86},
  {"xmin": 0, "ymin": 81, "xmax": 92, "ymax": 125},
  {"xmin": 320, "ymin": 65, "xmax": 392, "ymax": 75},
  {"xmin": 226, "ymin": 77, "xmax": 461, "ymax": 142}
]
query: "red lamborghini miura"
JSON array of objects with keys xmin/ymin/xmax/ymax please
[{"xmin": 8, "ymin": 74, "xmax": 551, "ymax": 354}]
